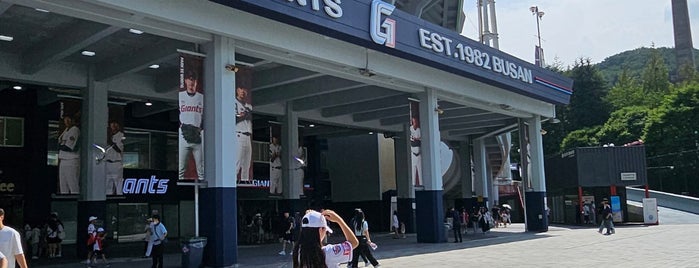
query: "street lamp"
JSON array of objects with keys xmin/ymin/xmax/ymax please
[{"xmin": 530, "ymin": 6, "xmax": 545, "ymax": 67}]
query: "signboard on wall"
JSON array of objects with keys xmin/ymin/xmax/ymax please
[{"xmin": 211, "ymin": 0, "xmax": 574, "ymax": 105}]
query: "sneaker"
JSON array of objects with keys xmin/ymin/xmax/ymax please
[
  {"xmin": 365, "ymin": 261, "xmax": 369, "ymax": 267},
  {"xmin": 278, "ymin": 251, "xmax": 286, "ymax": 256}
]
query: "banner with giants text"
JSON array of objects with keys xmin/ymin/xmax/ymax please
[{"xmin": 178, "ymin": 52, "xmax": 205, "ymax": 181}]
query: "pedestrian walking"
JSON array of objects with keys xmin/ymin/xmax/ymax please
[
  {"xmin": 598, "ymin": 198, "xmax": 615, "ymax": 235},
  {"xmin": 278, "ymin": 212, "xmax": 295, "ymax": 256},
  {"xmin": 349, "ymin": 210, "xmax": 380, "ymax": 268},
  {"xmin": 0, "ymin": 208, "xmax": 28, "ymax": 268},
  {"xmin": 450, "ymin": 208, "xmax": 462, "ymax": 242},
  {"xmin": 391, "ymin": 211, "xmax": 400, "ymax": 239},
  {"xmin": 150, "ymin": 215, "xmax": 167, "ymax": 268}
]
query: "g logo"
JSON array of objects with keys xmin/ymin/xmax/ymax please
[{"xmin": 370, "ymin": 0, "xmax": 396, "ymax": 48}]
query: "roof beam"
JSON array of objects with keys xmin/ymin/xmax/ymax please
[
  {"xmin": 292, "ymin": 86, "xmax": 400, "ymax": 112},
  {"xmin": 440, "ymin": 119, "xmax": 512, "ymax": 131},
  {"xmin": 440, "ymin": 107, "xmax": 491, "ymax": 119},
  {"xmin": 131, "ymin": 101, "xmax": 175, "ymax": 118},
  {"xmin": 353, "ymin": 106, "xmax": 409, "ymax": 122},
  {"xmin": 96, "ymin": 40, "xmax": 189, "ymax": 81},
  {"xmin": 254, "ymin": 76, "xmax": 362, "ymax": 106},
  {"xmin": 448, "ymin": 127, "xmax": 499, "ymax": 136},
  {"xmin": 253, "ymin": 65, "xmax": 323, "ymax": 90},
  {"xmin": 439, "ymin": 113, "xmax": 511, "ymax": 126},
  {"xmin": 0, "ymin": 2, "xmax": 12, "ymax": 15},
  {"xmin": 22, "ymin": 23, "xmax": 121, "ymax": 74},
  {"xmin": 321, "ymin": 94, "xmax": 409, "ymax": 117},
  {"xmin": 380, "ymin": 115, "xmax": 409, "ymax": 126}
]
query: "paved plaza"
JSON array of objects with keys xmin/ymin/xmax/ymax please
[{"xmin": 34, "ymin": 221, "xmax": 699, "ymax": 268}]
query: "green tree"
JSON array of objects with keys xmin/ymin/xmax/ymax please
[
  {"xmin": 560, "ymin": 126, "xmax": 601, "ymax": 151},
  {"xmin": 604, "ymin": 68, "xmax": 644, "ymax": 110},
  {"xmin": 562, "ymin": 58, "xmax": 610, "ymax": 130},
  {"xmin": 596, "ymin": 106, "xmax": 649, "ymax": 145},
  {"xmin": 640, "ymin": 48, "xmax": 670, "ymax": 107},
  {"xmin": 643, "ymin": 82, "xmax": 699, "ymax": 194}
]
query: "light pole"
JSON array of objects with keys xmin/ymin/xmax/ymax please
[{"xmin": 530, "ymin": 6, "xmax": 545, "ymax": 67}]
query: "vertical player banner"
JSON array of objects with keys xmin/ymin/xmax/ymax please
[
  {"xmin": 235, "ymin": 67, "xmax": 254, "ymax": 185},
  {"xmin": 178, "ymin": 52, "xmax": 205, "ymax": 181},
  {"xmin": 269, "ymin": 123, "xmax": 282, "ymax": 195},
  {"xmin": 57, "ymin": 99, "xmax": 82, "ymax": 194},
  {"xmin": 409, "ymin": 100, "xmax": 422, "ymax": 187},
  {"xmin": 106, "ymin": 106, "xmax": 125, "ymax": 195}
]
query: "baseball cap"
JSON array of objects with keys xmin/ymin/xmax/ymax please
[
  {"xmin": 301, "ymin": 210, "xmax": 333, "ymax": 233},
  {"xmin": 97, "ymin": 228, "xmax": 105, "ymax": 232},
  {"xmin": 89, "ymin": 216, "xmax": 97, "ymax": 222}
]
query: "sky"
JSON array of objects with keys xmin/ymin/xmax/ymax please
[{"xmin": 460, "ymin": 0, "xmax": 699, "ymax": 68}]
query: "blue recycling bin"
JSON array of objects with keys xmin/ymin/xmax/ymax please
[{"xmin": 181, "ymin": 237, "xmax": 207, "ymax": 268}]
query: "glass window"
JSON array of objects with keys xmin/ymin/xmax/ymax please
[
  {"xmin": 47, "ymin": 123, "xmax": 178, "ymax": 171},
  {"xmin": 123, "ymin": 130, "xmax": 151, "ymax": 169},
  {"xmin": 0, "ymin": 116, "xmax": 24, "ymax": 147},
  {"xmin": 117, "ymin": 203, "xmax": 150, "ymax": 243},
  {"xmin": 47, "ymin": 122, "xmax": 59, "ymax": 166}
]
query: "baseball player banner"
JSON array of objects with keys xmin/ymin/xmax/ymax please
[
  {"xmin": 178, "ymin": 52, "xmax": 205, "ymax": 181},
  {"xmin": 409, "ymin": 100, "xmax": 422, "ymax": 187},
  {"xmin": 105, "ymin": 106, "xmax": 125, "ymax": 195},
  {"xmin": 57, "ymin": 99, "xmax": 82, "ymax": 194},
  {"xmin": 235, "ymin": 67, "xmax": 254, "ymax": 185},
  {"xmin": 269, "ymin": 123, "xmax": 282, "ymax": 195}
]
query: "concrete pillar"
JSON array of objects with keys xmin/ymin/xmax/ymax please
[
  {"xmin": 472, "ymin": 138, "xmax": 488, "ymax": 207},
  {"xmin": 523, "ymin": 116, "xmax": 548, "ymax": 232},
  {"xmin": 77, "ymin": 65, "xmax": 108, "ymax": 258},
  {"xmin": 282, "ymin": 102, "xmax": 306, "ymax": 212},
  {"xmin": 395, "ymin": 123, "xmax": 415, "ymax": 233},
  {"xmin": 414, "ymin": 89, "xmax": 445, "ymax": 243},
  {"xmin": 458, "ymin": 139, "xmax": 477, "ymax": 210},
  {"xmin": 200, "ymin": 35, "xmax": 238, "ymax": 266}
]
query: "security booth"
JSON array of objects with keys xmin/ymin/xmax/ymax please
[{"xmin": 545, "ymin": 146, "xmax": 648, "ymax": 225}]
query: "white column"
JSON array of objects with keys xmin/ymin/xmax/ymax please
[
  {"xmin": 203, "ymin": 36, "xmax": 237, "ymax": 188},
  {"xmin": 472, "ymin": 138, "xmax": 488, "ymax": 201},
  {"xmin": 526, "ymin": 116, "xmax": 546, "ymax": 192},
  {"xmin": 283, "ymin": 102, "xmax": 302, "ymax": 198},
  {"xmin": 81, "ymin": 66, "xmax": 107, "ymax": 201},
  {"xmin": 417, "ymin": 88, "xmax": 442, "ymax": 190}
]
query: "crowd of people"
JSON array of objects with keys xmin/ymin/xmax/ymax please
[{"xmin": 20, "ymin": 212, "xmax": 65, "ymax": 261}]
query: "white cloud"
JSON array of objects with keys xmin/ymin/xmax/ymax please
[{"xmin": 461, "ymin": 0, "xmax": 699, "ymax": 67}]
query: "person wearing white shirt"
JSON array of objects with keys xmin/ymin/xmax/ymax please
[{"xmin": 0, "ymin": 208, "xmax": 27, "ymax": 268}]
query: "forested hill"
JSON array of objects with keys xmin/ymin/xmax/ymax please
[{"xmin": 595, "ymin": 47, "xmax": 699, "ymax": 85}]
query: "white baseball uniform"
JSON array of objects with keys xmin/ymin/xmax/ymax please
[
  {"xmin": 105, "ymin": 130, "xmax": 124, "ymax": 195},
  {"xmin": 269, "ymin": 143, "xmax": 282, "ymax": 194},
  {"xmin": 178, "ymin": 91, "xmax": 204, "ymax": 180},
  {"xmin": 58, "ymin": 125, "xmax": 80, "ymax": 194},
  {"xmin": 235, "ymin": 97, "xmax": 253, "ymax": 182},
  {"xmin": 410, "ymin": 125, "xmax": 422, "ymax": 186},
  {"xmin": 293, "ymin": 146, "xmax": 305, "ymax": 194}
]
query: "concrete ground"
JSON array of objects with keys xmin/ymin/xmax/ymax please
[{"xmin": 32, "ymin": 222, "xmax": 699, "ymax": 268}]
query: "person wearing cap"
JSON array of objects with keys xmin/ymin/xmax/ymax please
[
  {"xmin": 597, "ymin": 198, "xmax": 615, "ymax": 235},
  {"xmin": 0, "ymin": 208, "xmax": 27, "ymax": 268},
  {"xmin": 292, "ymin": 209, "xmax": 358, "ymax": 268},
  {"xmin": 89, "ymin": 228, "xmax": 109, "ymax": 267},
  {"xmin": 86, "ymin": 216, "xmax": 97, "ymax": 264}
]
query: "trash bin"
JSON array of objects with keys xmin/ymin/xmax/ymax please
[{"xmin": 181, "ymin": 237, "xmax": 207, "ymax": 268}]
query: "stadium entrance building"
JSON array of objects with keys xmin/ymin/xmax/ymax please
[{"xmin": 0, "ymin": 0, "xmax": 572, "ymax": 266}]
